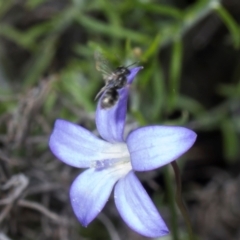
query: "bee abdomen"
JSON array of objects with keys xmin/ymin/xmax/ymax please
[{"xmin": 101, "ymin": 89, "xmax": 119, "ymax": 109}]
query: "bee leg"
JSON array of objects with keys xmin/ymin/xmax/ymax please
[{"xmin": 94, "ymin": 86, "xmax": 106, "ymax": 100}]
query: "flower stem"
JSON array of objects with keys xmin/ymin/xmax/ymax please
[
  {"xmin": 171, "ymin": 161, "xmax": 195, "ymax": 240},
  {"xmin": 164, "ymin": 167, "xmax": 179, "ymax": 240}
]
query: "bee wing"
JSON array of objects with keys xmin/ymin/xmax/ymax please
[{"xmin": 94, "ymin": 51, "xmax": 114, "ymax": 83}]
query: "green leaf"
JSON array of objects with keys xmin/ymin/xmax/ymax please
[
  {"xmin": 214, "ymin": 3, "xmax": 240, "ymax": 49},
  {"xmin": 175, "ymin": 95, "xmax": 205, "ymax": 116},
  {"xmin": 168, "ymin": 39, "xmax": 183, "ymax": 111},
  {"xmin": 142, "ymin": 33, "xmax": 162, "ymax": 61},
  {"xmin": 23, "ymin": 36, "xmax": 58, "ymax": 85},
  {"xmin": 135, "ymin": 2, "xmax": 183, "ymax": 20},
  {"xmin": 75, "ymin": 14, "xmax": 150, "ymax": 43}
]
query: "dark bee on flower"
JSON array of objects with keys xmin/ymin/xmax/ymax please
[{"xmin": 94, "ymin": 51, "xmax": 135, "ymax": 109}]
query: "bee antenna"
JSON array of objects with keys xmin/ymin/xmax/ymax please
[{"xmin": 126, "ymin": 61, "xmax": 139, "ymax": 68}]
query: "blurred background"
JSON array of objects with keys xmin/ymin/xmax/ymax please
[{"xmin": 0, "ymin": 0, "xmax": 240, "ymax": 239}]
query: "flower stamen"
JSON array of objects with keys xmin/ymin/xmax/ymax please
[{"xmin": 91, "ymin": 157, "xmax": 130, "ymax": 169}]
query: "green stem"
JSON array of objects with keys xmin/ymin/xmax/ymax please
[
  {"xmin": 171, "ymin": 161, "xmax": 194, "ymax": 240},
  {"xmin": 164, "ymin": 167, "xmax": 179, "ymax": 240}
]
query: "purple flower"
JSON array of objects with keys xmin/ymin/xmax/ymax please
[{"xmin": 49, "ymin": 67, "xmax": 197, "ymax": 238}]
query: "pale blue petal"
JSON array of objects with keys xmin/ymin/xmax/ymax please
[
  {"xmin": 114, "ymin": 171, "xmax": 169, "ymax": 237},
  {"xmin": 96, "ymin": 67, "xmax": 143, "ymax": 143},
  {"xmin": 70, "ymin": 167, "xmax": 120, "ymax": 226},
  {"xmin": 49, "ymin": 119, "xmax": 128, "ymax": 168},
  {"xmin": 127, "ymin": 126, "xmax": 197, "ymax": 171}
]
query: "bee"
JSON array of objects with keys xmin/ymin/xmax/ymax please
[{"xmin": 94, "ymin": 51, "xmax": 134, "ymax": 109}]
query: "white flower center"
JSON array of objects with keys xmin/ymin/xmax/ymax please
[{"xmin": 90, "ymin": 142, "xmax": 131, "ymax": 171}]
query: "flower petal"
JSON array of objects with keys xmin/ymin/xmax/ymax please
[
  {"xmin": 127, "ymin": 66, "xmax": 143, "ymax": 84},
  {"xmin": 49, "ymin": 119, "xmax": 129, "ymax": 168},
  {"xmin": 114, "ymin": 171, "xmax": 169, "ymax": 237},
  {"xmin": 127, "ymin": 126, "xmax": 197, "ymax": 171},
  {"xmin": 70, "ymin": 163, "xmax": 132, "ymax": 226},
  {"xmin": 96, "ymin": 67, "xmax": 143, "ymax": 143}
]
